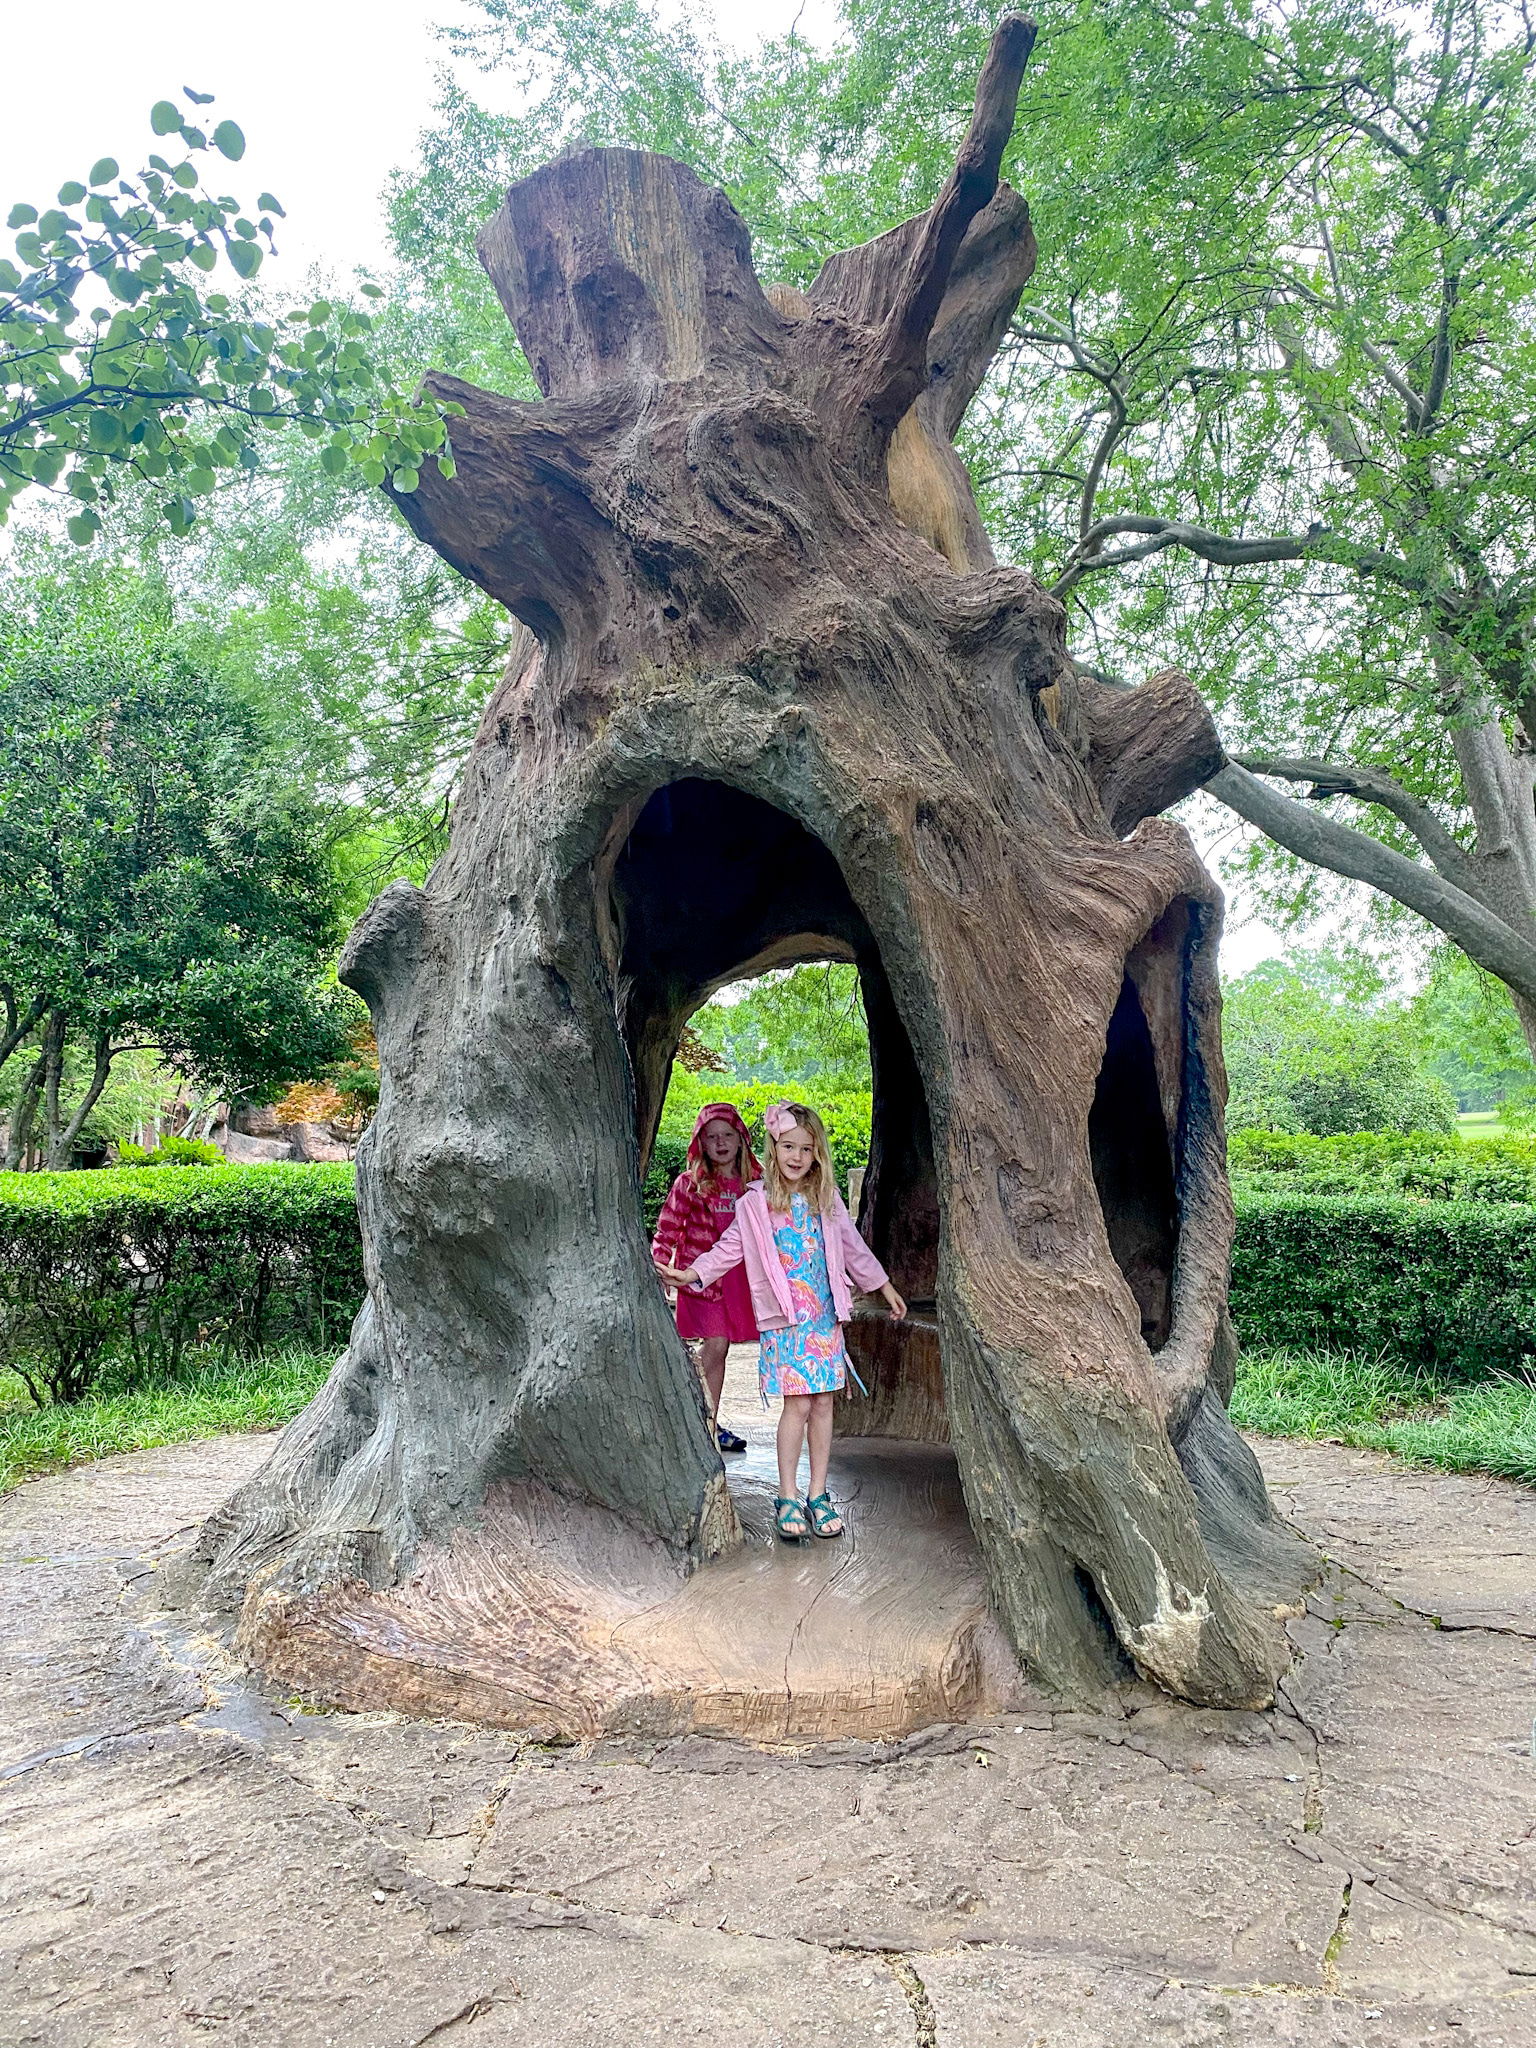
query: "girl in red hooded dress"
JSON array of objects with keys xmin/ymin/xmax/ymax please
[{"xmin": 651, "ymin": 1103, "xmax": 761, "ymax": 1453}]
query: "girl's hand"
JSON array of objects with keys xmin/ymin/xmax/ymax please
[
  {"xmin": 660, "ymin": 1263, "xmax": 698, "ymax": 1290},
  {"xmin": 881, "ymin": 1283, "xmax": 907, "ymax": 1321}
]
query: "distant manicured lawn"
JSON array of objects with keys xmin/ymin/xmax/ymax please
[{"xmin": 1458, "ymin": 1110, "xmax": 1515, "ymax": 1141}]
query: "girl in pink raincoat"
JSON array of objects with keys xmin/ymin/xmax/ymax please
[
  {"xmin": 662, "ymin": 1100, "xmax": 906, "ymax": 1542},
  {"xmin": 651, "ymin": 1103, "xmax": 762, "ymax": 1454}
]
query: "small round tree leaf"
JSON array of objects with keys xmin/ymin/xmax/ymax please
[
  {"xmin": 212, "ymin": 121, "xmax": 246, "ymax": 161},
  {"xmin": 150, "ymin": 100, "xmax": 184, "ymax": 136}
]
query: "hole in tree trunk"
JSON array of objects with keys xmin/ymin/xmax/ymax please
[
  {"xmin": 1088, "ymin": 972, "xmax": 1180, "ymax": 1353},
  {"xmin": 606, "ymin": 778, "xmax": 943, "ymax": 1440}
]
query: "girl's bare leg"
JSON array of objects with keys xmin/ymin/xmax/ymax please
[
  {"xmin": 697, "ymin": 1336, "xmax": 728, "ymax": 1421},
  {"xmin": 777, "ymin": 1395, "xmax": 811, "ymax": 1498},
  {"xmin": 806, "ymin": 1392, "xmax": 839, "ymax": 1526}
]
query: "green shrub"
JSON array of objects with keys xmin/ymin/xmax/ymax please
[
  {"xmin": 1231, "ymin": 1190, "xmax": 1536, "ymax": 1378},
  {"xmin": 0, "ymin": 1164, "xmax": 362, "ymax": 1403},
  {"xmin": 115, "ymin": 1135, "xmax": 227, "ymax": 1169}
]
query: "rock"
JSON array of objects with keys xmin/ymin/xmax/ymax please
[
  {"xmin": 222, "ymin": 1131, "xmax": 295, "ymax": 1164},
  {"xmin": 285, "ymin": 1120, "xmax": 353, "ymax": 1163},
  {"xmin": 233, "ymin": 1105, "xmax": 281, "ymax": 1137}
]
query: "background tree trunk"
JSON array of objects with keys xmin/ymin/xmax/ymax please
[{"xmin": 183, "ymin": 16, "xmax": 1313, "ymax": 1711}]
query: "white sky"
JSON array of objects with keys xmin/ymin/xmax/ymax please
[{"xmin": 0, "ymin": 0, "xmax": 1293, "ymax": 972}]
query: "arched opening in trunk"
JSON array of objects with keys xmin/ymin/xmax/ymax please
[
  {"xmin": 1090, "ymin": 976, "xmax": 1179, "ymax": 1352},
  {"xmin": 605, "ymin": 777, "xmax": 943, "ymax": 1444}
]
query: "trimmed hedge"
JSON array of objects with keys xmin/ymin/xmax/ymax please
[
  {"xmin": 11, "ymin": 1147, "xmax": 1536, "ymax": 1406},
  {"xmin": 1229, "ymin": 1126, "xmax": 1536, "ymax": 1204},
  {"xmin": 0, "ymin": 1165, "xmax": 362, "ymax": 1403},
  {"xmin": 1231, "ymin": 1190, "xmax": 1536, "ymax": 1378}
]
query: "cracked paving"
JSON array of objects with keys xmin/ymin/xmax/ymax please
[{"xmin": 1, "ymin": 1433, "xmax": 1534, "ymax": 2046}]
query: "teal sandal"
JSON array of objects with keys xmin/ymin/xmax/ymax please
[
  {"xmin": 804, "ymin": 1492, "xmax": 844, "ymax": 1539},
  {"xmin": 774, "ymin": 1496, "xmax": 810, "ymax": 1543}
]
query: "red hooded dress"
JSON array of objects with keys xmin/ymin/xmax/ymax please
[{"xmin": 651, "ymin": 1103, "xmax": 761, "ymax": 1344}]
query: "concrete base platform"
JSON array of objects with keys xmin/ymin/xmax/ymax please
[{"xmin": 232, "ymin": 1347, "xmax": 1030, "ymax": 1741}]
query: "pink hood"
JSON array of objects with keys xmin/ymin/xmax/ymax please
[{"xmin": 685, "ymin": 1102, "xmax": 761, "ymax": 1183}]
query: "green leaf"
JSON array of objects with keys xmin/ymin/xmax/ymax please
[
  {"xmin": 319, "ymin": 443, "xmax": 349, "ymax": 476},
  {"xmin": 57, "ymin": 181, "xmax": 87, "ymax": 205},
  {"xmin": 183, "ymin": 86, "xmax": 216, "ymax": 104},
  {"xmin": 307, "ymin": 300, "xmax": 332, "ymax": 326},
  {"xmin": 188, "ymin": 241, "xmax": 218, "ymax": 273},
  {"xmin": 435, "ymin": 454, "xmax": 456, "ymax": 481},
  {"xmin": 7, "ymin": 202, "xmax": 37, "ymax": 229},
  {"xmin": 88, "ymin": 158, "xmax": 120, "ymax": 187},
  {"xmin": 392, "ymin": 467, "xmax": 420, "ymax": 494},
  {"xmin": 226, "ymin": 239, "xmax": 262, "ymax": 280},
  {"xmin": 359, "ymin": 281, "xmax": 384, "ymax": 299},
  {"xmin": 257, "ymin": 192, "xmax": 286, "ymax": 218},
  {"xmin": 360, "ymin": 459, "xmax": 386, "ymax": 486},
  {"xmin": 67, "ymin": 512, "xmax": 102, "ymax": 545},
  {"xmin": 150, "ymin": 100, "xmax": 184, "ymax": 136},
  {"xmin": 86, "ymin": 411, "xmax": 126, "ymax": 452},
  {"xmin": 212, "ymin": 121, "xmax": 246, "ymax": 162},
  {"xmin": 0, "ymin": 259, "xmax": 20, "ymax": 291}
]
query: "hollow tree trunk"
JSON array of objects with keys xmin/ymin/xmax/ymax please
[{"xmin": 184, "ymin": 17, "xmax": 1313, "ymax": 1711}]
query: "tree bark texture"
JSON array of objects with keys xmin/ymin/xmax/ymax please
[{"xmin": 186, "ymin": 17, "xmax": 1313, "ymax": 1710}]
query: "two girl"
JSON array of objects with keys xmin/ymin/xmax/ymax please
[{"xmin": 658, "ymin": 1100, "xmax": 906, "ymax": 1544}]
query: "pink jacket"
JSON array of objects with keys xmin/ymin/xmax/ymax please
[{"xmin": 688, "ymin": 1184, "xmax": 890, "ymax": 1332}]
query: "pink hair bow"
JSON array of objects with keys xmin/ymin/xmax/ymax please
[{"xmin": 763, "ymin": 1102, "xmax": 799, "ymax": 1139}]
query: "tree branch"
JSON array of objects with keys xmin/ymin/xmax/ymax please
[
  {"xmin": 863, "ymin": 13, "xmax": 1037, "ymax": 429},
  {"xmin": 1207, "ymin": 762, "xmax": 1536, "ymax": 1007},
  {"xmin": 47, "ymin": 1028, "xmax": 115, "ymax": 1171},
  {"xmin": 0, "ymin": 990, "xmax": 47, "ymax": 1073},
  {"xmin": 1229, "ymin": 751, "xmax": 1484, "ymax": 894},
  {"xmin": 1052, "ymin": 516, "xmax": 1315, "ymax": 598}
]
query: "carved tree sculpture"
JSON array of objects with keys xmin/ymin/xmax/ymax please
[{"xmin": 189, "ymin": 16, "xmax": 1314, "ymax": 1712}]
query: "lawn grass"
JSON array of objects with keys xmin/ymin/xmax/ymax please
[
  {"xmin": 1457, "ymin": 1109, "xmax": 1515, "ymax": 1141},
  {"xmin": 1232, "ymin": 1348, "xmax": 1536, "ymax": 1485},
  {"xmin": 4, "ymin": 1340, "xmax": 1531, "ymax": 1499},
  {"xmin": 0, "ymin": 1347, "xmax": 334, "ymax": 1495}
]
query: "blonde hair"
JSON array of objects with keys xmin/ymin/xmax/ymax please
[{"xmin": 762, "ymin": 1102, "xmax": 838, "ymax": 1215}]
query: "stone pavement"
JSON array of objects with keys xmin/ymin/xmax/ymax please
[{"xmin": 1, "ymin": 1429, "xmax": 1533, "ymax": 2047}]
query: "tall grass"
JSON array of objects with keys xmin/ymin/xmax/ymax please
[
  {"xmin": 0, "ymin": 1347, "xmax": 333, "ymax": 1494},
  {"xmin": 1232, "ymin": 1349, "xmax": 1536, "ymax": 1485}
]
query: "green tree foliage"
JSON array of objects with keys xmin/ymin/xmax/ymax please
[
  {"xmin": 690, "ymin": 965, "xmax": 871, "ymax": 1090},
  {"xmin": 0, "ymin": 562, "xmax": 353, "ymax": 1167},
  {"xmin": 1, "ymin": 90, "xmax": 451, "ymax": 539},
  {"xmin": 1224, "ymin": 953, "xmax": 1458, "ymax": 1135},
  {"xmin": 1406, "ymin": 945, "xmax": 1536, "ymax": 1112}
]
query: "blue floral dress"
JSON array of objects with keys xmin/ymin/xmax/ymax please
[{"xmin": 759, "ymin": 1194, "xmax": 851, "ymax": 1399}]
